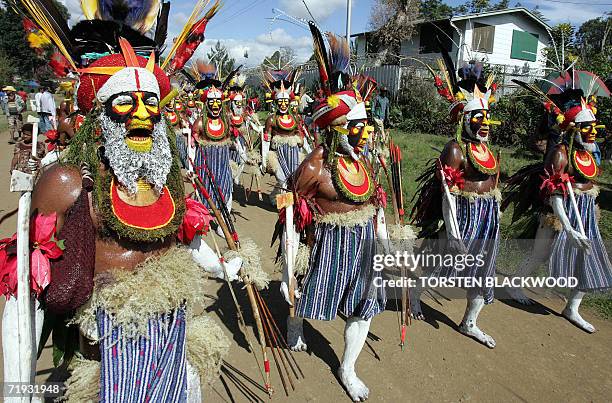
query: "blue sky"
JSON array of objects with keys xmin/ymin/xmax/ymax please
[{"xmin": 62, "ymin": 1, "xmax": 611, "ymax": 66}]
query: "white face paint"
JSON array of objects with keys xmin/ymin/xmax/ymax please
[
  {"xmin": 99, "ymin": 111, "xmax": 172, "ymax": 195},
  {"xmin": 463, "ymin": 109, "xmax": 490, "ymax": 142}
]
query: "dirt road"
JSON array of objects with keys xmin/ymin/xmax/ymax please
[{"xmin": 0, "ymin": 128, "xmax": 610, "ymax": 402}]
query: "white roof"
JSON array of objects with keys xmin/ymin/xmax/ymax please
[{"xmin": 450, "ymin": 7, "xmax": 550, "ymax": 30}]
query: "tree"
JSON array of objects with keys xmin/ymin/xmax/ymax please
[
  {"xmin": 261, "ymin": 47, "xmax": 296, "ymax": 70},
  {"xmin": 419, "ymin": 0, "xmax": 454, "ymax": 21},
  {"xmin": 368, "ymin": 0, "xmax": 420, "ymax": 62},
  {"xmin": 206, "ymin": 41, "xmax": 236, "ymax": 78},
  {"xmin": 0, "ymin": 2, "xmax": 43, "ymax": 78},
  {"xmin": 454, "ymin": 0, "xmax": 510, "ymax": 14},
  {"xmin": 545, "ymin": 23, "xmax": 578, "ymax": 69},
  {"xmin": 0, "ymin": 50, "xmax": 16, "ymax": 84},
  {"xmin": 576, "ymin": 15, "xmax": 611, "ymax": 57}
]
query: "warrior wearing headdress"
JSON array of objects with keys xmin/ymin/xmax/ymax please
[
  {"xmin": 1, "ymin": 1, "xmax": 241, "ymax": 400},
  {"xmin": 503, "ymin": 73, "xmax": 612, "ymax": 332},
  {"xmin": 411, "ymin": 58, "xmax": 501, "ymax": 348},
  {"xmin": 277, "ymin": 23, "xmax": 391, "ymax": 402},
  {"xmin": 261, "ymin": 67, "xmax": 311, "ymax": 203},
  {"xmin": 227, "ymin": 74, "xmax": 249, "ymax": 184},
  {"xmin": 191, "ymin": 62, "xmax": 237, "ymax": 225}
]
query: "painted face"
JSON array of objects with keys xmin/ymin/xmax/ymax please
[
  {"xmin": 276, "ymin": 97, "xmax": 290, "ymax": 114},
  {"xmin": 207, "ymin": 96, "xmax": 222, "ymax": 118},
  {"xmin": 106, "ymin": 91, "xmax": 161, "ymax": 153},
  {"xmin": 230, "ymin": 98, "xmax": 243, "ymax": 116},
  {"xmin": 187, "ymin": 93, "xmax": 196, "ymax": 108},
  {"xmin": 464, "ymin": 109, "xmax": 491, "ymax": 142},
  {"xmin": 347, "ymin": 119, "xmax": 373, "ymax": 154},
  {"xmin": 579, "ymin": 120, "xmax": 597, "ymax": 143},
  {"xmin": 175, "ymin": 101, "xmax": 184, "ymax": 112}
]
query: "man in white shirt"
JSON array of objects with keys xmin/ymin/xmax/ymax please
[
  {"xmin": 38, "ymin": 86, "xmax": 56, "ymax": 133},
  {"xmin": 35, "ymin": 87, "xmax": 42, "ymax": 113}
]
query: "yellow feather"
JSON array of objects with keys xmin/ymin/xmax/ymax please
[
  {"xmin": 327, "ymin": 95, "xmax": 340, "ymax": 108},
  {"xmin": 27, "ymin": 31, "xmax": 51, "ymax": 48},
  {"xmin": 146, "ymin": 51, "xmax": 156, "ymax": 72},
  {"xmin": 78, "ymin": 66, "xmax": 124, "ymax": 75},
  {"xmin": 80, "ymin": 0, "xmax": 98, "ymax": 20}
]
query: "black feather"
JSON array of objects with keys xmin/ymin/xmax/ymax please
[
  {"xmin": 179, "ymin": 69, "xmax": 197, "ymax": 85},
  {"xmin": 16, "ymin": 0, "xmax": 75, "ymax": 56},
  {"xmin": 410, "ymin": 159, "xmax": 444, "ymax": 239},
  {"xmin": 154, "ymin": 1, "xmax": 170, "ymax": 51},
  {"xmin": 222, "ymin": 65, "xmax": 242, "ymax": 91},
  {"xmin": 71, "ymin": 20, "xmax": 157, "ymax": 60}
]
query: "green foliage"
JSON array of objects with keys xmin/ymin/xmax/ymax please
[
  {"xmin": 490, "ymin": 90, "xmax": 543, "ymax": 147},
  {"xmin": 392, "ymin": 75, "xmax": 455, "ymax": 135},
  {"xmin": 0, "ymin": 50, "xmax": 15, "ymax": 84},
  {"xmin": 0, "ymin": 3, "xmax": 42, "ymax": 79},
  {"xmin": 206, "ymin": 41, "xmax": 236, "ymax": 78},
  {"xmin": 419, "ymin": 0, "xmax": 454, "ymax": 21}
]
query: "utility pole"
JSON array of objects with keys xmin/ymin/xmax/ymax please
[{"xmin": 346, "ymin": 0, "xmax": 352, "ymax": 41}]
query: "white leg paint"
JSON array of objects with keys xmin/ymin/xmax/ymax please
[
  {"xmin": 508, "ymin": 222, "xmax": 554, "ymax": 305},
  {"xmin": 185, "ymin": 360, "xmax": 202, "ymax": 403},
  {"xmin": 459, "ymin": 293, "xmax": 496, "ymax": 349},
  {"xmin": 287, "ymin": 316, "xmax": 307, "ymax": 352},
  {"xmin": 338, "ymin": 316, "xmax": 371, "ymax": 402},
  {"xmin": 562, "ymin": 290, "xmax": 596, "ymax": 333}
]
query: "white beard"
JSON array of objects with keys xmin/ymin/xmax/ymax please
[
  {"xmin": 99, "ymin": 112, "xmax": 172, "ymax": 195},
  {"xmin": 575, "ymin": 134, "xmax": 597, "ymax": 153}
]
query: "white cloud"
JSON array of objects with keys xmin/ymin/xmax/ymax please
[
  {"xmin": 535, "ymin": 3, "xmax": 608, "ymax": 25},
  {"xmin": 279, "ymin": 0, "xmax": 349, "ymax": 21},
  {"xmin": 195, "ymin": 34, "xmax": 313, "ymax": 68},
  {"xmin": 255, "ymin": 28, "xmax": 311, "ymax": 48}
]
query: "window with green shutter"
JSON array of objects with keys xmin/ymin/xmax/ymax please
[{"xmin": 511, "ymin": 30, "xmax": 539, "ymax": 62}]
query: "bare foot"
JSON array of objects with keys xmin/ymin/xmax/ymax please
[
  {"xmin": 409, "ymin": 296, "xmax": 425, "ymax": 320},
  {"xmin": 459, "ymin": 321, "xmax": 496, "ymax": 349},
  {"xmin": 562, "ymin": 308, "xmax": 596, "ymax": 333},
  {"xmin": 507, "ymin": 287, "xmax": 534, "ymax": 305},
  {"xmin": 287, "ymin": 317, "xmax": 308, "ymax": 351},
  {"xmin": 338, "ymin": 367, "xmax": 369, "ymax": 402}
]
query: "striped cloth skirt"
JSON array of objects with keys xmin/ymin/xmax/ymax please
[
  {"xmin": 176, "ymin": 133, "xmax": 188, "ymax": 170},
  {"xmin": 296, "ymin": 219, "xmax": 386, "ymax": 321},
  {"xmin": 274, "ymin": 143, "xmax": 301, "ymax": 181},
  {"xmin": 549, "ymin": 193, "xmax": 612, "ymax": 291},
  {"xmin": 97, "ymin": 308, "xmax": 188, "ymax": 403},
  {"xmin": 194, "ymin": 143, "xmax": 233, "ymax": 211},
  {"xmin": 431, "ymin": 194, "xmax": 500, "ymax": 304},
  {"xmin": 230, "ymin": 135, "xmax": 246, "ymax": 164}
]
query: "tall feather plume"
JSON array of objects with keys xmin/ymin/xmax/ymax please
[
  {"xmin": 154, "ymin": 1, "xmax": 170, "ymax": 49},
  {"xmin": 80, "ymin": 0, "xmax": 98, "ymax": 19},
  {"xmin": 95, "ymin": 0, "xmax": 161, "ymax": 33},
  {"xmin": 222, "ymin": 65, "xmax": 243, "ymax": 91},
  {"xmin": 435, "ymin": 36, "xmax": 457, "ymax": 93},
  {"xmin": 180, "ymin": 69, "xmax": 197, "ymax": 85},
  {"xmin": 163, "ymin": 0, "xmax": 221, "ymax": 72},
  {"xmin": 308, "ymin": 21, "xmax": 331, "ymax": 95},
  {"xmin": 355, "ymin": 74, "xmax": 378, "ymax": 102},
  {"xmin": 326, "ymin": 32, "xmax": 350, "ymax": 74},
  {"xmin": 287, "ymin": 66, "xmax": 302, "ymax": 87},
  {"xmin": 17, "ymin": 0, "xmax": 76, "ymax": 69}
]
